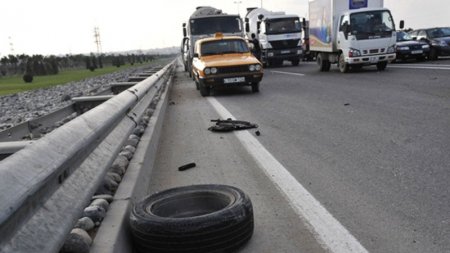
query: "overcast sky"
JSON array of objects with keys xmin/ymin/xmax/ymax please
[{"xmin": 0, "ymin": 0, "xmax": 448, "ymax": 56}]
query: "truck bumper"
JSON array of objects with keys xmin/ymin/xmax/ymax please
[
  {"xmin": 347, "ymin": 53, "xmax": 396, "ymax": 65},
  {"xmin": 263, "ymin": 48, "xmax": 303, "ymax": 61}
]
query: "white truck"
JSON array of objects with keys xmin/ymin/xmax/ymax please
[
  {"xmin": 309, "ymin": 0, "xmax": 398, "ymax": 72},
  {"xmin": 181, "ymin": 6, "xmax": 244, "ymax": 77},
  {"xmin": 244, "ymin": 7, "xmax": 303, "ymax": 67}
]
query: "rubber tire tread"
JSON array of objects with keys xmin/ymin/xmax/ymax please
[{"xmin": 130, "ymin": 184, "xmax": 254, "ymax": 253}]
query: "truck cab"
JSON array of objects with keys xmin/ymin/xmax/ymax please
[{"xmin": 245, "ymin": 8, "xmax": 303, "ymax": 67}]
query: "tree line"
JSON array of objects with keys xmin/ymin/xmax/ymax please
[{"xmin": 0, "ymin": 53, "xmax": 157, "ymax": 82}]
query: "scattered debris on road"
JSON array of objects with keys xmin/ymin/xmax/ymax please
[
  {"xmin": 255, "ymin": 130, "xmax": 261, "ymax": 136},
  {"xmin": 208, "ymin": 119, "xmax": 258, "ymax": 132},
  {"xmin": 178, "ymin": 162, "xmax": 197, "ymax": 171},
  {"xmin": 344, "ymin": 103, "xmax": 350, "ymax": 106}
]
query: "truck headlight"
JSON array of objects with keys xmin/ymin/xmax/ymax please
[
  {"xmin": 249, "ymin": 65, "xmax": 256, "ymax": 71},
  {"xmin": 348, "ymin": 48, "xmax": 361, "ymax": 57},
  {"xmin": 211, "ymin": 67, "xmax": 217, "ymax": 74},
  {"xmin": 268, "ymin": 52, "xmax": 274, "ymax": 57},
  {"xmin": 255, "ymin": 64, "xmax": 262, "ymax": 71},
  {"xmin": 387, "ymin": 46, "xmax": 395, "ymax": 53},
  {"xmin": 204, "ymin": 68, "xmax": 211, "ymax": 75},
  {"xmin": 397, "ymin": 46, "xmax": 409, "ymax": 51}
]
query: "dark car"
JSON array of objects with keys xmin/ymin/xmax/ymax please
[
  {"xmin": 395, "ymin": 31, "xmax": 430, "ymax": 62},
  {"xmin": 409, "ymin": 27, "xmax": 450, "ymax": 60}
]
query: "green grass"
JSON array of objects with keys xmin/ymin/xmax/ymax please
[{"xmin": 0, "ymin": 64, "xmax": 146, "ymax": 96}]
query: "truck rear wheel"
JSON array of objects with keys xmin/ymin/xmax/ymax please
[{"xmin": 317, "ymin": 53, "xmax": 330, "ymax": 72}]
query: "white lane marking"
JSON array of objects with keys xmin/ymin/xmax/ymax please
[
  {"xmin": 207, "ymin": 97, "xmax": 369, "ymax": 253},
  {"xmin": 389, "ymin": 65, "xmax": 450, "ymax": 70},
  {"xmin": 270, "ymin": 70, "xmax": 305, "ymax": 76}
]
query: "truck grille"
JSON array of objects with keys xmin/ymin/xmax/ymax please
[
  {"xmin": 409, "ymin": 45, "xmax": 422, "ymax": 50},
  {"xmin": 269, "ymin": 39, "xmax": 300, "ymax": 49},
  {"xmin": 216, "ymin": 65, "xmax": 249, "ymax": 74}
]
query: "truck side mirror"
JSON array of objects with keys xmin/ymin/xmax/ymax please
[
  {"xmin": 245, "ymin": 23, "xmax": 250, "ymax": 33},
  {"xmin": 302, "ymin": 17, "xmax": 307, "ymax": 30},
  {"xmin": 256, "ymin": 21, "xmax": 261, "ymax": 34},
  {"xmin": 183, "ymin": 23, "xmax": 187, "ymax": 38},
  {"xmin": 399, "ymin": 20, "xmax": 404, "ymax": 30}
]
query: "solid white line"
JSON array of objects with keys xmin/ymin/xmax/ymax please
[
  {"xmin": 207, "ymin": 97, "xmax": 369, "ymax": 253},
  {"xmin": 270, "ymin": 70, "xmax": 305, "ymax": 76},
  {"xmin": 389, "ymin": 65, "xmax": 450, "ymax": 70}
]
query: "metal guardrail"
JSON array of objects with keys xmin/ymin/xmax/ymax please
[{"xmin": 0, "ymin": 60, "xmax": 176, "ymax": 253}]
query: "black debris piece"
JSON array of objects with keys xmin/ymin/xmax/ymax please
[
  {"xmin": 178, "ymin": 162, "xmax": 196, "ymax": 171},
  {"xmin": 344, "ymin": 103, "xmax": 350, "ymax": 106},
  {"xmin": 255, "ymin": 130, "xmax": 261, "ymax": 136},
  {"xmin": 208, "ymin": 119, "xmax": 258, "ymax": 132}
]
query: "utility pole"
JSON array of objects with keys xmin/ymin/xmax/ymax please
[
  {"xmin": 8, "ymin": 36, "xmax": 15, "ymax": 55},
  {"xmin": 94, "ymin": 27, "xmax": 102, "ymax": 55}
]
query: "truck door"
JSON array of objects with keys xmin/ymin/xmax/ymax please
[{"xmin": 337, "ymin": 15, "xmax": 350, "ymax": 52}]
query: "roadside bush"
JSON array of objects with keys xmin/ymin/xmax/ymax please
[{"xmin": 23, "ymin": 73, "xmax": 34, "ymax": 83}]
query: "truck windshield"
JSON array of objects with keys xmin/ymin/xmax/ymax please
[
  {"xmin": 350, "ymin": 10, "xmax": 394, "ymax": 39},
  {"xmin": 190, "ymin": 16, "xmax": 242, "ymax": 35},
  {"xmin": 201, "ymin": 39, "xmax": 249, "ymax": 56},
  {"xmin": 266, "ymin": 18, "xmax": 301, "ymax": 35}
]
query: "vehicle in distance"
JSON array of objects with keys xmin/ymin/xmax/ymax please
[
  {"xmin": 192, "ymin": 33, "xmax": 264, "ymax": 96},
  {"xmin": 395, "ymin": 31, "xmax": 430, "ymax": 62},
  {"xmin": 409, "ymin": 27, "xmax": 450, "ymax": 60}
]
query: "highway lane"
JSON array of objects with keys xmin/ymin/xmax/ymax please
[{"xmin": 209, "ymin": 60, "xmax": 450, "ymax": 253}]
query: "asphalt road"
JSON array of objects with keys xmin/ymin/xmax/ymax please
[{"xmin": 150, "ymin": 59, "xmax": 450, "ymax": 253}]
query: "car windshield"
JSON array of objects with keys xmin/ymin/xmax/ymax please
[
  {"xmin": 397, "ymin": 31, "xmax": 413, "ymax": 42},
  {"xmin": 201, "ymin": 39, "xmax": 250, "ymax": 56},
  {"xmin": 427, "ymin": 27, "xmax": 450, "ymax": 38}
]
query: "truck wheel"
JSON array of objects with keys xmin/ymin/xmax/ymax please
[
  {"xmin": 129, "ymin": 184, "xmax": 254, "ymax": 253},
  {"xmin": 195, "ymin": 80, "xmax": 200, "ymax": 90},
  {"xmin": 338, "ymin": 54, "xmax": 349, "ymax": 73},
  {"xmin": 376, "ymin": 62, "xmax": 387, "ymax": 71},
  {"xmin": 317, "ymin": 53, "xmax": 330, "ymax": 72},
  {"xmin": 199, "ymin": 83, "xmax": 210, "ymax": 97},
  {"xmin": 291, "ymin": 59, "xmax": 300, "ymax": 66},
  {"xmin": 251, "ymin": 82, "xmax": 260, "ymax": 92}
]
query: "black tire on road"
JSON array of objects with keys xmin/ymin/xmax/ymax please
[{"xmin": 130, "ymin": 184, "xmax": 254, "ymax": 253}]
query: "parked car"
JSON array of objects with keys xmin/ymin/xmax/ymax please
[
  {"xmin": 395, "ymin": 31, "xmax": 430, "ymax": 62},
  {"xmin": 191, "ymin": 33, "xmax": 264, "ymax": 96},
  {"xmin": 409, "ymin": 27, "xmax": 450, "ymax": 60}
]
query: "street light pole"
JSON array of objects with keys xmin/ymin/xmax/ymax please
[{"xmin": 234, "ymin": 0, "xmax": 242, "ymax": 15}]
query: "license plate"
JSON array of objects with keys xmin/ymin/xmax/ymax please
[
  {"xmin": 224, "ymin": 77, "xmax": 245, "ymax": 84},
  {"xmin": 370, "ymin": 57, "xmax": 378, "ymax": 63},
  {"xmin": 411, "ymin": 50, "xmax": 423, "ymax": 54},
  {"xmin": 281, "ymin": 50, "xmax": 290, "ymax": 54}
]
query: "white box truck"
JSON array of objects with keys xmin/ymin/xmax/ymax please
[
  {"xmin": 309, "ymin": 0, "xmax": 398, "ymax": 72},
  {"xmin": 244, "ymin": 8, "xmax": 303, "ymax": 67}
]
